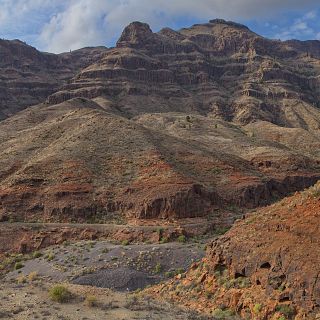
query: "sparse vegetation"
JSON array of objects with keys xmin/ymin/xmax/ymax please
[
  {"xmin": 45, "ymin": 251, "xmax": 55, "ymax": 261},
  {"xmin": 160, "ymin": 237, "xmax": 169, "ymax": 244},
  {"xmin": 253, "ymin": 303, "xmax": 262, "ymax": 314},
  {"xmin": 212, "ymin": 308, "xmax": 235, "ymax": 319},
  {"xmin": 49, "ymin": 285, "xmax": 71, "ymax": 303},
  {"xmin": 308, "ymin": 183, "xmax": 320, "ymax": 198},
  {"xmin": 275, "ymin": 305, "xmax": 295, "ymax": 317},
  {"xmin": 165, "ymin": 268, "xmax": 185, "ymax": 278},
  {"xmin": 214, "ymin": 270, "xmax": 251, "ymax": 289},
  {"xmin": 154, "ymin": 263, "xmax": 162, "ymax": 274},
  {"xmin": 32, "ymin": 251, "xmax": 42, "ymax": 259},
  {"xmin": 28, "ymin": 271, "xmax": 38, "ymax": 282},
  {"xmin": 16, "ymin": 275, "xmax": 27, "ymax": 284},
  {"xmin": 214, "ymin": 226, "xmax": 230, "ymax": 236},
  {"xmin": 85, "ymin": 295, "xmax": 98, "ymax": 307},
  {"xmin": 177, "ymin": 235, "xmax": 186, "ymax": 243},
  {"xmin": 14, "ymin": 262, "xmax": 24, "ymax": 270},
  {"xmin": 211, "ymin": 167, "xmax": 222, "ymax": 174},
  {"xmin": 121, "ymin": 240, "xmax": 130, "ymax": 246}
]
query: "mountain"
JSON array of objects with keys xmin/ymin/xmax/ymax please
[
  {"xmin": 46, "ymin": 19, "xmax": 320, "ymax": 129},
  {"xmin": 0, "ymin": 98, "xmax": 320, "ymax": 223},
  {"xmin": 0, "ymin": 39, "xmax": 107, "ymax": 119},
  {"xmin": 1, "ymin": 20, "xmax": 320, "ymax": 223},
  {"xmin": 1, "ymin": 18, "xmax": 320, "ymax": 319}
]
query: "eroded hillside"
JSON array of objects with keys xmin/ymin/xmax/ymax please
[{"xmin": 0, "ymin": 98, "xmax": 320, "ymax": 223}]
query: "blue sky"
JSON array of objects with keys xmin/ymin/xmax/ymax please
[{"xmin": 0, "ymin": 0, "xmax": 319, "ymax": 53}]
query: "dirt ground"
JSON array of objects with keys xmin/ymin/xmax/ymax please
[
  {"xmin": 5, "ymin": 241, "xmax": 205, "ymax": 290},
  {"xmin": 1, "ymin": 239, "xmax": 212, "ymax": 319},
  {"xmin": 0, "ymin": 280, "xmax": 213, "ymax": 320}
]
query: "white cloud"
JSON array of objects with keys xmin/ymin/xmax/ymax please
[
  {"xmin": 0, "ymin": 0, "xmax": 319, "ymax": 52},
  {"xmin": 304, "ymin": 11, "xmax": 317, "ymax": 20},
  {"xmin": 0, "ymin": 0, "xmax": 65, "ymax": 42},
  {"xmin": 274, "ymin": 11, "xmax": 318, "ymax": 40}
]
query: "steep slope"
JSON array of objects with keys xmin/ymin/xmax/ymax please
[
  {"xmin": 0, "ymin": 99, "xmax": 320, "ymax": 223},
  {"xmin": 150, "ymin": 182, "xmax": 320, "ymax": 319},
  {"xmin": 47, "ymin": 19, "xmax": 320, "ymax": 130},
  {"xmin": 0, "ymin": 39, "xmax": 107, "ymax": 119}
]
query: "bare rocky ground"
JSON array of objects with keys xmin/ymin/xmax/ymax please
[
  {"xmin": 5, "ymin": 241, "xmax": 205, "ymax": 290},
  {"xmin": 0, "ymin": 239, "xmax": 222, "ymax": 319},
  {"xmin": 0, "ymin": 281, "xmax": 214, "ymax": 320}
]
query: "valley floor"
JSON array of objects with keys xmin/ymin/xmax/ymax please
[{"xmin": 0, "ymin": 238, "xmax": 216, "ymax": 320}]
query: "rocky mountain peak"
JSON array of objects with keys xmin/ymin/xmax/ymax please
[
  {"xmin": 208, "ymin": 18, "xmax": 250, "ymax": 30},
  {"xmin": 116, "ymin": 21, "xmax": 154, "ymax": 48}
]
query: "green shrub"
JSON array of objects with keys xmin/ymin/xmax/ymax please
[
  {"xmin": 49, "ymin": 285, "xmax": 71, "ymax": 303},
  {"xmin": 165, "ymin": 271, "xmax": 175, "ymax": 278},
  {"xmin": 176, "ymin": 268, "xmax": 185, "ymax": 275},
  {"xmin": 156, "ymin": 227, "xmax": 164, "ymax": 235},
  {"xmin": 33, "ymin": 251, "xmax": 42, "ymax": 259},
  {"xmin": 14, "ymin": 262, "xmax": 24, "ymax": 270},
  {"xmin": 308, "ymin": 183, "xmax": 320, "ymax": 198},
  {"xmin": 85, "ymin": 295, "xmax": 98, "ymax": 307},
  {"xmin": 177, "ymin": 235, "xmax": 186, "ymax": 243},
  {"xmin": 154, "ymin": 263, "xmax": 162, "ymax": 274},
  {"xmin": 45, "ymin": 251, "xmax": 55, "ymax": 261},
  {"xmin": 121, "ymin": 240, "xmax": 129, "ymax": 246},
  {"xmin": 212, "ymin": 308, "xmax": 235, "ymax": 319},
  {"xmin": 159, "ymin": 237, "xmax": 168, "ymax": 244},
  {"xmin": 275, "ymin": 305, "xmax": 295, "ymax": 317},
  {"xmin": 253, "ymin": 303, "xmax": 262, "ymax": 314},
  {"xmin": 214, "ymin": 270, "xmax": 251, "ymax": 289},
  {"xmin": 101, "ymin": 248, "xmax": 109, "ymax": 254}
]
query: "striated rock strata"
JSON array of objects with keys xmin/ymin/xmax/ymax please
[
  {"xmin": 47, "ymin": 19, "xmax": 320, "ymax": 130},
  {"xmin": 0, "ymin": 39, "xmax": 107, "ymax": 119}
]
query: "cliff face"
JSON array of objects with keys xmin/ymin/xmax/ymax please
[
  {"xmin": 0, "ymin": 39, "xmax": 107, "ymax": 119},
  {"xmin": 46, "ymin": 20, "xmax": 320, "ymax": 130}
]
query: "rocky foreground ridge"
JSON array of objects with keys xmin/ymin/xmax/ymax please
[{"xmin": 150, "ymin": 182, "xmax": 320, "ymax": 319}]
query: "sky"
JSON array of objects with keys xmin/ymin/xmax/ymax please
[{"xmin": 0, "ymin": 0, "xmax": 319, "ymax": 54}]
